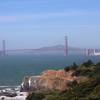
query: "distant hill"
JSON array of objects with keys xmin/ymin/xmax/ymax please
[{"xmin": 38, "ymin": 45, "xmax": 84, "ymax": 51}]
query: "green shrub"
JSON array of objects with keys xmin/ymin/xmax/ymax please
[
  {"xmin": 82, "ymin": 60, "xmax": 94, "ymax": 67},
  {"xmin": 26, "ymin": 92, "xmax": 45, "ymax": 100}
]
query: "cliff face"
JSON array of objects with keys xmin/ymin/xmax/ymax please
[{"xmin": 20, "ymin": 69, "xmax": 87, "ymax": 92}]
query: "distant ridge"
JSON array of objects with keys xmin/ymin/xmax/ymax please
[{"xmin": 38, "ymin": 45, "xmax": 84, "ymax": 51}]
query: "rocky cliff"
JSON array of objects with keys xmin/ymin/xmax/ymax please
[{"xmin": 20, "ymin": 69, "xmax": 87, "ymax": 92}]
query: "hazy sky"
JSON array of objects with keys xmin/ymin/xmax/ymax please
[{"xmin": 0, "ymin": 0, "xmax": 100, "ymax": 49}]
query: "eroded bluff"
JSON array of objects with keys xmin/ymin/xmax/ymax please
[{"xmin": 20, "ymin": 69, "xmax": 87, "ymax": 92}]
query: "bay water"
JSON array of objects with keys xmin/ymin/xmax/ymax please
[{"xmin": 0, "ymin": 54, "xmax": 100, "ymax": 86}]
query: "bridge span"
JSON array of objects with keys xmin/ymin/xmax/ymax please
[{"xmin": 0, "ymin": 37, "xmax": 99, "ymax": 56}]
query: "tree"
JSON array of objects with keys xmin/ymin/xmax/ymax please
[
  {"xmin": 71, "ymin": 62, "xmax": 78, "ymax": 70},
  {"xmin": 82, "ymin": 60, "xmax": 94, "ymax": 67}
]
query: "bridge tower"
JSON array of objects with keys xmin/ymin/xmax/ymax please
[
  {"xmin": 65, "ymin": 36, "xmax": 68, "ymax": 56},
  {"xmin": 2, "ymin": 40, "xmax": 6, "ymax": 56}
]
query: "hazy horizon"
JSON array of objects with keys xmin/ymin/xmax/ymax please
[{"xmin": 0, "ymin": 0, "xmax": 100, "ymax": 49}]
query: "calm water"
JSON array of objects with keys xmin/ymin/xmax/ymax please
[{"xmin": 0, "ymin": 54, "xmax": 100, "ymax": 86}]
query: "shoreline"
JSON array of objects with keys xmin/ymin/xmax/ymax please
[
  {"xmin": 0, "ymin": 85, "xmax": 20, "ymax": 88},
  {"xmin": 0, "ymin": 85, "xmax": 28, "ymax": 100}
]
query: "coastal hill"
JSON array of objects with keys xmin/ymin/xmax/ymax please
[
  {"xmin": 20, "ymin": 69, "xmax": 87, "ymax": 92},
  {"xmin": 24, "ymin": 60, "xmax": 100, "ymax": 100}
]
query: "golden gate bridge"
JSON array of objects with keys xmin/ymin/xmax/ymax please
[{"xmin": 0, "ymin": 36, "xmax": 99, "ymax": 56}]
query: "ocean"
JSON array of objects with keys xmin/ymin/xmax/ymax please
[{"xmin": 0, "ymin": 54, "xmax": 100, "ymax": 86}]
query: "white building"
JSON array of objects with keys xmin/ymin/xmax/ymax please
[
  {"xmin": 87, "ymin": 49, "xmax": 100, "ymax": 56},
  {"xmin": 94, "ymin": 50, "xmax": 100, "ymax": 56}
]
